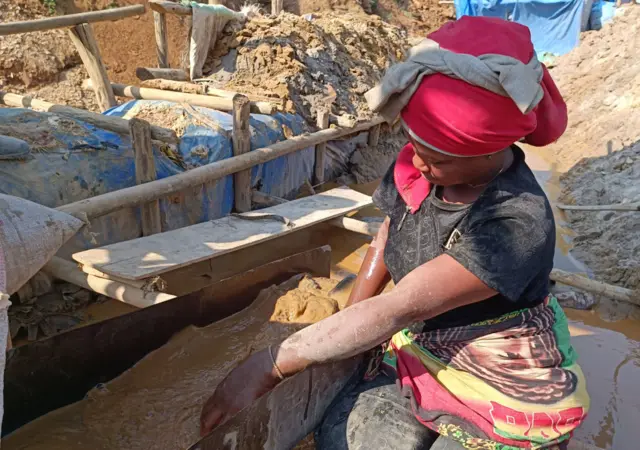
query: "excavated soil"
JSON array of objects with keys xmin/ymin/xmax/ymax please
[
  {"xmin": 0, "ymin": 0, "xmax": 190, "ymax": 112},
  {"xmin": 207, "ymin": 11, "xmax": 409, "ymax": 122},
  {"xmin": 4, "ymin": 275, "xmax": 344, "ymax": 450}
]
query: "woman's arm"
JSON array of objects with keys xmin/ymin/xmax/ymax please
[
  {"xmin": 274, "ymin": 253, "xmax": 497, "ymax": 375},
  {"xmin": 200, "ymin": 253, "xmax": 497, "ymax": 433},
  {"xmin": 345, "ymin": 217, "xmax": 392, "ymax": 307}
]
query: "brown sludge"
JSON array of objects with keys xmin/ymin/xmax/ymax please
[{"xmin": 4, "ymin": 274, "xmax": 347, "ymax": 450}]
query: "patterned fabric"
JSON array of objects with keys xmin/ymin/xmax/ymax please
[{"xmin": 379, "ymin": 296, "xmax": 589, "ymax": 449}]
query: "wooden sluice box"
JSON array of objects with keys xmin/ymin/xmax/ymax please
[{"xmin": 3, "ymin": 246, "xmax": 359, "ymax": 449}]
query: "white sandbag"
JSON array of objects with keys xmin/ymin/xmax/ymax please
[
  {"xmin": 0, "ymin": 194, "xmax": 84, "ymax": 296},
  {"xmin": 189, "ymin": 3, "xmax": 244, "ymax": 80}
]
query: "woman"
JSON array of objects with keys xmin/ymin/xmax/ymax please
[{"xmin": 200, "ymin": 16, "xmax": 590, "ymax": 450}]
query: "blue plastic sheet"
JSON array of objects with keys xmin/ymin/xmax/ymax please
[
  {"xmin": 0, "ymin": 101, "xmax": 316, "ymax": 254},
  {"xmin": 454, "ymin": 0, "xmax": 584, "ymax": 56}
]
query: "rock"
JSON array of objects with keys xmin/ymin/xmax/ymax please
[{"xmin": 555, "ymin": 290, "xmax": 598, "ymax": 310}]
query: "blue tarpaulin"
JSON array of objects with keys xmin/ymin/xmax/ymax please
[
  {"xmin": 0, "ymin": 101, "xmax": 323, "ymax": 255},
  {"xmin": 454, "ymin": 0, "xmax": 584, "ymax": 56}
]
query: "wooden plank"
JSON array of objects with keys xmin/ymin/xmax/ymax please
[
  {"xmin": 5, "ymin": 246, "xmax": 331, "ymax": 434},
  {"xmin": 149, "ymin": 0, "xmax": 192, "ymax": 16},
  {"xmin": 153, "ymin": 12, "xmax": 169, "ymax": 69},
  {"xmin": 191, "ymin": 359, "xmax": 360, "ymax": 450},
  {"xmin": 160, "ymin": 227, "xmax": 316, "ymax": 296},
  {"xmin": 0, "ymin": 4, "xmax": 145, "ymax": 36},
  {"xmin": 84, "ymin": 79, "xmax": 276, "ymax": 114},
  {"xmin": 57, "ymin": 116, "xmax": 384, "ymax": 220},
  {"xmin": 68, "ymin": 23, "xmax": 116, "ymax": 112},
  {"xmin": 252, "ymin": 190, "xmax": 288, "ymax": 207},
  {"xmin": 233, "ymin": 95, "xmax": 252, "ymax": 213},
  {"xmin": 130, "ymin": 118, "xmax": 162, "ymax": 236},
  {"xmin": 136, "ymin": 67, "xmax": 189, "ymax": 82},
  {"xmin": 314, "ymin": 109, "xmax": 330, "ymax": 185},
  {"xmin": 0, "ymin": 91, "xmax": 178, "ymax": 143},
  {"xmin": 73, "ymin": 187, "xmax": 372, "ymax": 280}
]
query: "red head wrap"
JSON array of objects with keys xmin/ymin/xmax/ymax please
[{"xmin": 401, "ymin": 16, "xmax": 567, "ymax": 157}]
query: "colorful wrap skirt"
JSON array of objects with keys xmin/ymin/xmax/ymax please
[{"xmin": 376, "ymin": 296, "xmax": 590, "ymax": 449}]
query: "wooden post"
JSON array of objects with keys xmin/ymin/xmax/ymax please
[
  {"xmin": 314, "ymin": 109, "xmax": 329, "ymax": 185},
  {"xmin": 68, "ymin": 23, "xmax": 116, "ymax": 112},
  {"xmin": 272, "ymin": 0, "xmax": 284, "ymax": 16},
  {"xmin": 136, "ymin": 67, "xmax": 189, "ymax": 82},
  {"xmin": 232, "ymin": 95, "xmax": 252, "ymax": 213},
  {"xmin": 0, "ymin": 4, "xmax": 145, "ymax": 36},
  {"xmin": 130, "ymin": 118, "xmax": 163, "ymax": 236},
  {"xmin": 368, "ymin": 124, "xmax": 381, "ymax": 147},
  {"xmin": 153, "ymin": 12, "xmax": 169, "ymax": 69}
]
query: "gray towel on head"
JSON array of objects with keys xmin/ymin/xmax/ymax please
[{"xmin": 365, "ymin": 39, "xmax": 545, "ymax": 122}]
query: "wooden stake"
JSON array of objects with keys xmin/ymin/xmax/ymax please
[
  {"xmin": 0, "ymin": 91, "xmax": 178, "ymax": 143},
  {"xmin": 272, "ymin": 0, "xmax": 284, "ymax": 15},
  {"xmin": 233, "ymin": 95, "xmax": 252, "ymax": 213},
  {"xmin": 136, "ymin": 67, "xmax": 189, "ymax": 82},
  {"xmin": 0, "ymin": 4, "xmax": 145, "ymax": 36},
  {"xmin": 314, "ymin": 109, "xmax": 330, "ymax": 185},
  {"xmin": 556, "ymin": 203, "xmax": 640, "ymax": 212},
  {"xmin": 56, "ymin": 116, "xmax": 384, "ymax": 220},
  {"xmin": 130, "ymin": 118, "xmax": 163, "ymax": 236},
  {"xmin": 83, "ymin": 79, "xmax": 276, "ymax": 114},
  {"xmin": 153, "ymin": 12, "xmax": 169, "ymax": 69},
  {"xmin": 368, "ymin": 124, "xmax": 381, "ymax": 147},
  {"xmin": 141, "ymin": 79, "xmax": 206, "ymax": 95},
  {"xmin": 68, "ymin": 23, "xmax": 116, "ymax": 112}
]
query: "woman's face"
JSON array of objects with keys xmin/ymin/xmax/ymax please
[{"xmin": 410, "ymin": 138, "xmax": 497, "ymax": 186}]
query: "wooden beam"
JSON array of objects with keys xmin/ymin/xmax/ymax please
[
  {"xmin": 153, "ymin": 12, "xmax": 169, "ymax": 69},
  {"xmin": 57, "ymin": 116, "xmax": 384, "ymax": 220},
  {"xmin": 0, "ymin": 4, "xmax": 145, "ymax": 36},
  {"xmin": 550, "ymin": 269, "xmax": 640, "ymax": 307},
  {"xmin": 314, "ymin": 109, "xmax": 329, "ymax": 185},
  {"xmin": 68, "ymin": 23, "xmax": 116, "ymax": 112},
  {"xmin": 130, "ymin": 118, "xmax": 163, "ymax": 236},
  {"xmin": 233, "ymin": 95, "xmax": 253, "ymax": 213},
  {"xmin": 43, "ymin": 257, "xmax": 175, "ymax": 309},
  {"xmin": 84, "ymin": 79, "xmax": 276, "ymax": 115},
  {"xmin": 141, "ymin": 79, "xmax": 206, "ymax": 95},
  {"xmin": 148, "ymin": 0, "xmax": 192, "ymax": 16},
  {"xmin": 136, "ymin": 67, "xmax": 189, "ymax": 82},
  {"xmin": 0, "ymin": 91, "xmax": 178, "ymax": 143},
  {"xmin": 272, "ymin": 0, "xmax": 284, "ymax": 15},
  {"xmin": 556, "ymin": 203, "xmax": 640, "ymax": 212}
]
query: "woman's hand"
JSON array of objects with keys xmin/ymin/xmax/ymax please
[{"xmin": 200, "ymin": 348, "xmax": 281, "ymax": 436}]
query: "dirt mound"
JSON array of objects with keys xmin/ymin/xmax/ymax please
[
  {"xmin": 559, "ymin": 142, "xmax": 640, "ymax": 294},
  {"xmin": 206, "ymin": 11, "xmax": 409, "ymax": 122},
  {"xmin": 371, "ymin": 0, "xmax": 455, "ymax": 36},
  {"xmin": 0, "ymin": 1, "xmax": 80, "ymax": 88},
  {"xmin": 543, "ymin": 6, "xmax": 640, "ymax": 172}
]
